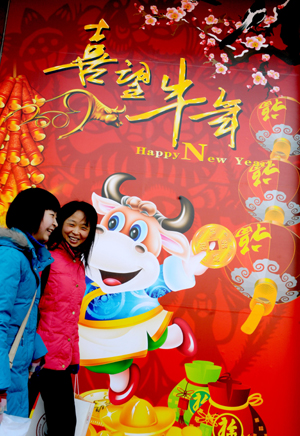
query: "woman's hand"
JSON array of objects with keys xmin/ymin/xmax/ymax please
[
  {"xmin": 69, "ymin": 364, "xmax": 80, "ymax": 374},
  {"xmin": 29, "ymin": 358, "xmax": 41, "ymax": 379}
]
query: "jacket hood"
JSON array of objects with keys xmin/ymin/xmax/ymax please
[{"xmin": 0, "ymin": 227, "xmax": 30, "ymax": 249}]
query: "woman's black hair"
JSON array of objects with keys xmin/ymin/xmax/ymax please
[
  {"xmin": 48, "ymin": 201, "xmax": 98, "ymax": 267},
  {"xmin": 6, "ymin": 188, "xmax": 60, "ymax": 234}
]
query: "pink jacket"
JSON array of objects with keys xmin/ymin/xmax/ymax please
[{"xmin": 37, "ymin": 243, "xmax": 86, "ymax": 370}]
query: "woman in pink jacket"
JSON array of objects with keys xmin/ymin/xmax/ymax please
[{"xmin": 37, "ymin": 201, "xmax": 97, "ymax": 436}]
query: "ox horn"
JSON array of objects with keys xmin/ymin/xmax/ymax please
[
  {"xmin": 102, "ymin": 172, "xmax": 136, "ymax": 203},
  {"xmin": 114, "ymin": 105, "xmax": 126, "ymax": 114},
  {"xmin": 161, "ymin": 196, "xmax": 194, "ymax": 233}
]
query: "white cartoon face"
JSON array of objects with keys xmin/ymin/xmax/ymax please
[{"xmin": 88, "ymin": 224, "xmax": 160, "ymax": 294}]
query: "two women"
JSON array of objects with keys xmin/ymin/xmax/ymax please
[
  {"xmin": 0, "ymin": 188, "xmax": 60, "ymax": 418},
  {"xmin": 37, "ymin": 201, "xmax": 97, "ymax": 436}
]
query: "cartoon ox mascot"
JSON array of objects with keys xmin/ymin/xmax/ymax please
[{"xmin": 79, "ymin": 173, "xmax": 210, "ymax": 404}]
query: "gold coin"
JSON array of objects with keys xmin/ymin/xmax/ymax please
[{"xmin": 191, "ymin": 224, "xmax": 236, "ymax": 269}]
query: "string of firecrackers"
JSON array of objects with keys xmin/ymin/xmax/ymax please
[
  {"xmin": 0, "ymin": 79, "xmax": 126, "ymax": 223},
  {"xmin": 0, "ymin": 75, "xmax": 47, "ymax": 224},
  {"xmin": 135, "ymin": 1, "xmax": 286, "ymax": 98}
]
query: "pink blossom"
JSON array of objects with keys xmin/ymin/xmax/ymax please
[
  {"xmin": 235, "ymin": 21, "xmax": 242, "ymax": 29},
  {"xmin": 264, "ymin": 16, "xmax": 276, "ymax": 25},
  {"xmin": 212, "ymin": 26, "xmax": 222, "ymax": 34},
  {"xmin": 252, "ymin": 68, "xmax": 257, "ymax": 72},
  {"xmin": 215, "ymin": 62, "xmax": 228, "ymax": 74},
  {"xmin": 224, "ymin": 20, "xmax": 230, "ymax": 26},
  {"xmin": 199, "ymin": 32, "xmax": 206, "ymax": 39},
  {"xmin": 145, "ymin": 14, "xmax": 157, "ymax": 26},
  {"xmin": 200, "ymin": 40, "xmax": 206, "ymax": 45},
  {"xmin": 166, "ymin": 7, "xmax": 182, "ymax": 22},
  {"xmin": 208, "ymin": 53, "xmax": 215, "ymax": 60},
  {"xmin": 150, "ymin": 5, "xmax": 159, "ymax": 15},
  {"xmin": 207, "ymin": 38, "xmax": 216, "ymax": 46},
  {"xmin": 181, "ymin": 1, "xmax": 197, "ymax": 12},
  {"xmin": 262, "ymin": 54, "xmax": 270, "ymax": 61},
  {"xmin": 220, "ymin": 53, "xmax": 229, "ymax": 63},
  {"xmin": 252, "ymin": 71, "xmax": 267, "ymax": 85},
  {"xmin": 212, "ymin": 75, "xmax": 216, "ymax": 79},
  {"xmin": 227, "ymin": 28, "xmax": 234, "ymax": 34},
  {"xmin": 256, "ymin": 34, "xmax": 266, "ymax": 44},
  {"xmin": 205, "ymin": 14, "xmax": 218, "ymax": 25},
  {"xmin": 247, "ymin": 85, "xmax": 251, "ymax": 89},
  {"xmin": 176, "ymin": 7, "xmax": 187, "ymax": 18},
  {"xmin": 267, "ymin": 69, "xmax": 280, "ymax": 79},
  {"xmin": 138, "ymin": 5, "xmax": 144, "ymax": 12},
  {"xmin": 245, "ymin": 36, "xmax": 263, "ymax": 50},
  {"xmin": 273, "ymin": 86, "xmax": 280, "ymax": 92}
]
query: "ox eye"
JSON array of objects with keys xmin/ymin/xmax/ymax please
[
  {"xmin": 108, "ymin": 212, "xmax": 125, "ymax": 232},
  {"xmin": 129, "ymin": 220, "xmax": 148, "ymax": 242}
]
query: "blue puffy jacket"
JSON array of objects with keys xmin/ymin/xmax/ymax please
[{"xmin": 0, "ymin": 227, "xmax": 53, "ymax": 417}]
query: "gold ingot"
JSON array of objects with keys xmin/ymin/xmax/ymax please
[
  {"xmin": 264, "ymin": 206, "xmax": 285, "ymax": 225},
  {"xmin": 120, "ymin": 399, "xmax": 157, "ymax": 428},
  {"xmin": 7, "ymin": 120, "xmax": 20, "ymax": 132},
  {"xmin": 182, "ymin": 426, "xmax": 202, "ymax": 436},
  {"xmin": 270, "ymin": 138, "xmax": 291, "ymax": 161},
  {"xmin": 241, "ymin": 278, "xmax": 277, "ymax": 335},
  {"xmin": 191, "ymin": 224, "xmax": 236, "ymax": 269},
  {"xmin": 101, "ymin": 397, "xmax": 175, "ymax": 435},
  {"xmin": 166, "ymin": 428, "xmax": 182, "ymax": 436},
  {"xmin": 23, "ymin": 105, "xmax": 36, "ymax": 114},
  {"xmin": 85, "ymin": 425, "xmax": 98, "ymax": 436},
  {"xmin": 9, "ymin": 99, "xmax": 22, "ymax": 111}
]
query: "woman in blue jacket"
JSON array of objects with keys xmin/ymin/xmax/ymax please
[{"xmin": 0, "ymin": 188, "xmax": 60, "ymax": 419}]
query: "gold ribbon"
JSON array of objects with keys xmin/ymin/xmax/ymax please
[{"xmin": 248, "ymin": 393, "xmax": 263, "ymax": 406}]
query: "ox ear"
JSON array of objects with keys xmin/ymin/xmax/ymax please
[
  {"xmin": 92, "ymin": 192, "xmax": 121, "ymax": 215},
  {"xmin": 160, "ymin": 228, "xmax": 190, "ymax": 261}
]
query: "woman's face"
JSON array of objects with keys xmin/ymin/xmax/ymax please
[
  {"xmin": 32, "ymin": 210, "xmax": 58, "ymax": 243},
  {"xmin": 62, "ymin": 210, "xmax": 90, "ymax": 248}
]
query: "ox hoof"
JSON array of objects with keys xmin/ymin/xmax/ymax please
[
  {"xmin": 108, "ymin": 363, "xmax": 140, "ymax": 405},
  {"xmin": 173, "ymin": 317, "xmax": 198, "ymax": 357}
]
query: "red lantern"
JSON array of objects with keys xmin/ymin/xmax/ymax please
[
  {"xmin": 225, "ymin": 222, "xmax": 300, "ymax": 334},
  {"xmin": 249, "ymin": 96, "xmax": 300, "ymax": 159},
  {"xmin": 239, "ymin": 159, "xmax": 300, "ymax": 226}
]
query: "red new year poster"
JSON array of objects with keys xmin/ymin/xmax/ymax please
[{"xmin": 0, "ymin": 1, "xmax": 299, "ymax": 435}]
